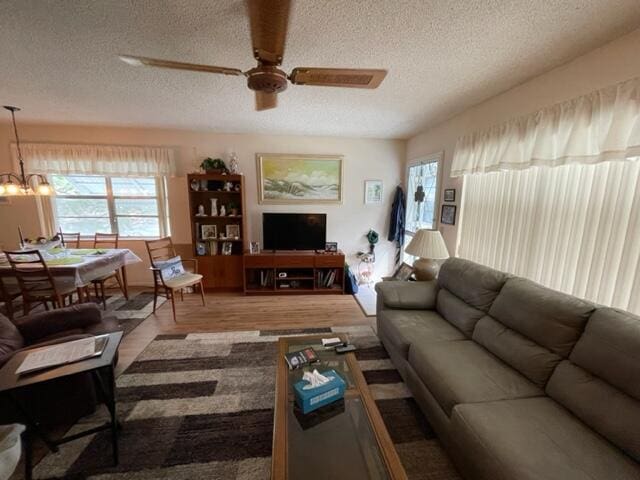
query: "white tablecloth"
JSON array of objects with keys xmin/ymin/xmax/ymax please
[{"xmin": 0, "ymin": 249, "xmax": 142, "ymax": 288}]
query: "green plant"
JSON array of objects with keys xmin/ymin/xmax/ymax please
[
  {"xmin": 200, "ymin": 157, "xmax": 227, "ymax": 172},
  {"xmin": 228, "ymin": 200, "xmax": 238, "ymax": 210}
]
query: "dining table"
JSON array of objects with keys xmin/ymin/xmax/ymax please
[{"xmin": 0, "ymin": 248, "xmax": 142, "ymax": 302}]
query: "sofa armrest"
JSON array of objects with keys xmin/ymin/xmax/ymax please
[
  {"xmin": 15, "ymin": 304, "xmax": 103, "ymax": 344},
  {"xmin": 375, "ymin": 280, "xmax": 438, "ymax": 310}
]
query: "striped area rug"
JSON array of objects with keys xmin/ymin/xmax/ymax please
[{"xmin": 32, "ymin": 327, "xmax": 460, "ymax": 480}]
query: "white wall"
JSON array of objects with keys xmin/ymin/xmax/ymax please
[
  {"xmin": 407, "ymin": 28, "xmax": 640, "ymax": 254},
  {"xmin": 0, "ymin": 124, "xmax": 404, "ymax": 285}
]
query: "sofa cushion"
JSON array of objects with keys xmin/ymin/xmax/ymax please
[
  {"xmin": 375, "ymin": 280, "xmax": 439, "ymax": 310},
  {"xmin": 570, "ymin": 308, "xmax": 640, "ymax": 399},
  {"xmin": 488, "ymin": 277, "xmax": 594, "ymax": 357},
  {"xmin": 408, "ymin": 341, "xmax": 542, "ymax": 416},
  {"xmin": 436, "ymin": 288, "xmax": 485, "ymax": 338},
  {"xmin": 0, "ymin": 314, "xmax": 24, "ymax": 366},
  {"xmin": 437, "ymin": 258, "xmax": 509, "ymax": 312},
  {"xmin": 472, "ymin": 316, "xmax": 561, "ymax": 388},
  {"xmin": 546, "ymin": 307, "xmax": 640, "ymax": 461},
  {"xmin": 378, "ymin": 309, "xmax": 465, "ymax": 359},
  {"xmin": 473, "ymin": 277, "xmax": 594, "ymax": 387},
  {"xmin": 450, "ymin": 397, "xmax": 640, "ymax": 480}
]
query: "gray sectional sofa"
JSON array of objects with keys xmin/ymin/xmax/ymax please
[{"xmin": 375, "ymin": 257, "xmax": 640, "ymax": 480}]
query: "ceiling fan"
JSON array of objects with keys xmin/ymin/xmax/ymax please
[{"xmin": 119, "ymin": 0, "xmax": 387, "ymax": 111}]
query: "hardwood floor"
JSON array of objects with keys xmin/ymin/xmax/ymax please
[{"xmin": 116, "ymin": 291, "xmax": 372, "ymax": 374}]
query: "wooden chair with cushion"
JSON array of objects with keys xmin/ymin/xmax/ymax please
[
  {"xmin": 4, "ymin": 250, "xmax": 78, "ymax": 315},
  {"xmin": 90, "ymin": 232, "xmax": 127, "ymax": 310},
  {"xmin": 145, "ymin": 237, "xmax": 205, "ymax": 322},
  {"xmin": 60, "ymin": 232, "xmax": 81, "ymax": 249}
]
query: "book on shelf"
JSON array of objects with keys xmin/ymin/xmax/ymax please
[
  {"xmin": 317, "ymin": 269, "xmax": 336, "ymax": 288},
  {"xmin": 284, "ymin": 347, "xmax": 319, "ymax": 370},
  {"xmin": 260, "ymin": 269, "xmax": 273, "ymax": 287}
]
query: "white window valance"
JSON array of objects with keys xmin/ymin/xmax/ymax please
[
  {"xmin": 451, "ymin": 77, "xmax": 640, "ymax": 177},
  {"xmin": 11, "ymin": 142, "xmax": 177, "ymax": 177}
]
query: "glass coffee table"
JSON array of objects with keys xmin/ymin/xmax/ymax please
[{"xmin": 272, "ymin": 334, "xmax": 407, "ymax": 480}]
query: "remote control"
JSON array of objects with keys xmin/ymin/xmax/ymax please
[{"xmin": 335, "ymin": 344, "xmax": 356, "ymax": 354}]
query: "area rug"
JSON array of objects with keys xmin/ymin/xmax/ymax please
[{"xmin": 31, "ymin": 327, "xmax": 460, "ymax": 480}]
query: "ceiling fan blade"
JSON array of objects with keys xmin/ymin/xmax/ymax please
[
  {"xmin": 246, "ymin": 0, "xmax": 291, "ymax": 65},
  {"xmin": 290, "ymin": 68, "xmax": 387, "ymax": 89},
  {"xmin": 119, "ymin": 55, "xmax": 244, "ymax": 76},
  {"xmin": 255, "ymin": 91, "xmax": 278, "ymax": 111}
]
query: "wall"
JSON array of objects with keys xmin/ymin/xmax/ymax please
[
  {"xmin": 407, "ymin": 28, "xmax": 640, "ymax": 254},
  {"xmin": 0, "ymin": 125, "xmax": 404, "ymax": 285}
]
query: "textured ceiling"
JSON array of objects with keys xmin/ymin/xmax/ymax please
[{"xmin": 1, "ymin": 0, "xmax": 640, "ymax": 139}]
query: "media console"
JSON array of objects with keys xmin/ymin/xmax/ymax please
[{"xmin": 243, "ymin": 251, "xmax": 345, "ymax": 295}]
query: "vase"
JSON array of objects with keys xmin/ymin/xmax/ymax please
[{"xmin": 210, "ymin": 198, "xmax": 218, "ymax": 216}]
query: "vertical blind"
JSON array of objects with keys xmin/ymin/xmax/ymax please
[{"xmin": 458, "ymin": 158, "xmax": 640, "ymax": 314}]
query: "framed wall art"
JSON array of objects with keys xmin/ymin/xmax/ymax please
[
  {"xmin": 444, "ymin": 188, "xmax": 456, "ymax": 202},
  {"xmin": 364, "ymin": 180, "xmax": 383, "ymax": 205},
  {"xmin": 441, "ymin": 204, "xmax": 457, "ymax": 225},
  {"xmin": 256, "ymin": 153, "xmax": 343, "ymax": 204}
]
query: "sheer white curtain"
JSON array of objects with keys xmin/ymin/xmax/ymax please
[
  {"xmin": 452, "ymin": 77, "xmax": 640, "ymax": 177},
  {"xmin": 11, "ymin": 143, "xmax": 176, "ymax": 177},
  {"xmin": 458, "ymin": 159, "xmax": 640, "ymax": 314},
  {"xmin": 454, "ymin": 76, "xmax": 640, "ymax": 315}
]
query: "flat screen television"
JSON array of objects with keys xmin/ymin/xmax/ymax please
[{"xmin": 263, "ymin": 213, "xmax": 326, "ymax": 251}]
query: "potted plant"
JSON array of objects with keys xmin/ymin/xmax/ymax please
[
  {"xmin": 228, "ymin": 201, "xmax": 239, "ymax": 216},
  {"xmin": 200, "ymin": 157, "xmax": 228, "ymax": 174}
]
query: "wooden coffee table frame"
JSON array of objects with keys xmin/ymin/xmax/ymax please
[{"xmin": 272, "ymin": 334, "xmax": 408, "ymax": 480}]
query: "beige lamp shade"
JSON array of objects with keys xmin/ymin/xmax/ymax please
[
  {"xmin": 405, "ymin": 229, "xmax": 449, "ymax": 281},
  {"xmin": 405, "ymin": 229, "xmax": 449, "ymax": 259}
]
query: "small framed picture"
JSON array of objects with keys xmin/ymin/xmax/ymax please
[
  {"xmin": 226, "ymin": 224, "xmax": 240, "ymax": 239},
  {"xmin": 325, "ymin": 242, "xmax": 338, "ymax": 253},
  {"xmin": 196, "ymin": 242, "xmax": 207, "ymax": 256},
  {"xmin": 221, "ymin": 242, "xmax": 233, "ymax": 255},
  {"xmin": 444, "ymin": 188, "xmax": 456, "ymax": 202},
  {"xmin": 391, "ymin": 262, "xmax": 414, "ymax": 281},
  {"xmin": 441, "ymin": 204, "xmax": 457, "ymax": 225},
  {"xmin": 364, "ymin": 180, "xmax": 383, "ymax": 205},
  {"xmin": 249, "ymin": 241, "xmax": 260, "ymax": 254},
  {"xmin": 201, "ymin": 224, "xmax": 217, "ymax": 240}
]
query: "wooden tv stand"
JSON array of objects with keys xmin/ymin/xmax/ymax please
[{"xmin": 243, "ymin": 251, "xmax": 345, "ymax": 295}]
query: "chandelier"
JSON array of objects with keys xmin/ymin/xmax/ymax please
[{"xmin": 0, "ymin": 106, "xmax": 52, "ymax": 196}]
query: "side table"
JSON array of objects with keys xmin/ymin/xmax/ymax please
[{"xmin": 0, "ymin": 330, "xmax": 123, "ymax": 480}]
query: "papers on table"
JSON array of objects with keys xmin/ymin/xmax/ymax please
[{"xmin": 16, "ymin": 335, "xmax": 109, "ymax": 375}]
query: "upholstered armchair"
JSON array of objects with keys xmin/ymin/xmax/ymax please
[{"xmin": 0, "ymin": 304, "xmax": 120, "ymax": 426}]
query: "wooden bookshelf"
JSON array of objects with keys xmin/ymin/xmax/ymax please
[
  {"xmin": 243, "ymin": 251, "xmax": 345, "ymax": 295},
  {"xmin": 188, "ymin": 173, "xmax": 247, "ymax": 290}
]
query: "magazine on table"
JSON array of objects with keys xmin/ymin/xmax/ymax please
[
  {"xmin": 16, "ymin": 334, "xmax": 110, "ymax": 375},
  {"xmin": 284, "ymin": 347, "xmax": 319, "ymax": 370}
]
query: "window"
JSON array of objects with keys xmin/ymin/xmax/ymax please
[
  {"xmin": 458, "ymin": 159, "xmax": 640, "ymax": 315},
  {"xmin": 51, "ymin": 175, "xmax": 168, "ymax": 238},
  {"xmin": 404, "ymin": 156, "xmax": 440, "ymax": 262}
]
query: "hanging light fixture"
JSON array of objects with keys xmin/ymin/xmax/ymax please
[{"xmin": 0, "ymin": 106, "xmax": 52, "ymax": 196}]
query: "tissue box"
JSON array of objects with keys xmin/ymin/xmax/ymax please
[{"xmin": 293, "ymin": 369, "xmax": 346, "ymax": 414}]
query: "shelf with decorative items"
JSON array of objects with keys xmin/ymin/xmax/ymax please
[{"xmin": 188, "ymin": 172, "xmax": 247, "ymax": 290}]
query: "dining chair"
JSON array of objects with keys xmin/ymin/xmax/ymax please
[
  {"xmin": 60, "ymin": 232, "xmax": 81, "ymax": 249},
  {"xmin": 4, "ymin": 250, "xmax": 78, "ymax": 315},
  {"xmin": 0, "ymin": 275, "xmax": 22, "ymax": 321},
  {"xmin": 145, "ymin": 237, "xmax": 205, "ymax": 322},
  {"xmin": 90, "ymin": 232, "xmax": 127, "ymax": 309}
]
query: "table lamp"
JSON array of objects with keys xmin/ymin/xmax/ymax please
[{"xmin": 404, "ymin": 229, "xmax": 449, "ymax": 281}]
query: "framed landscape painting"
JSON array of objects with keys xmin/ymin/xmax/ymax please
[{"xmin": 256, "ymin": 153, "xmax": 343, "ymax": 204}]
